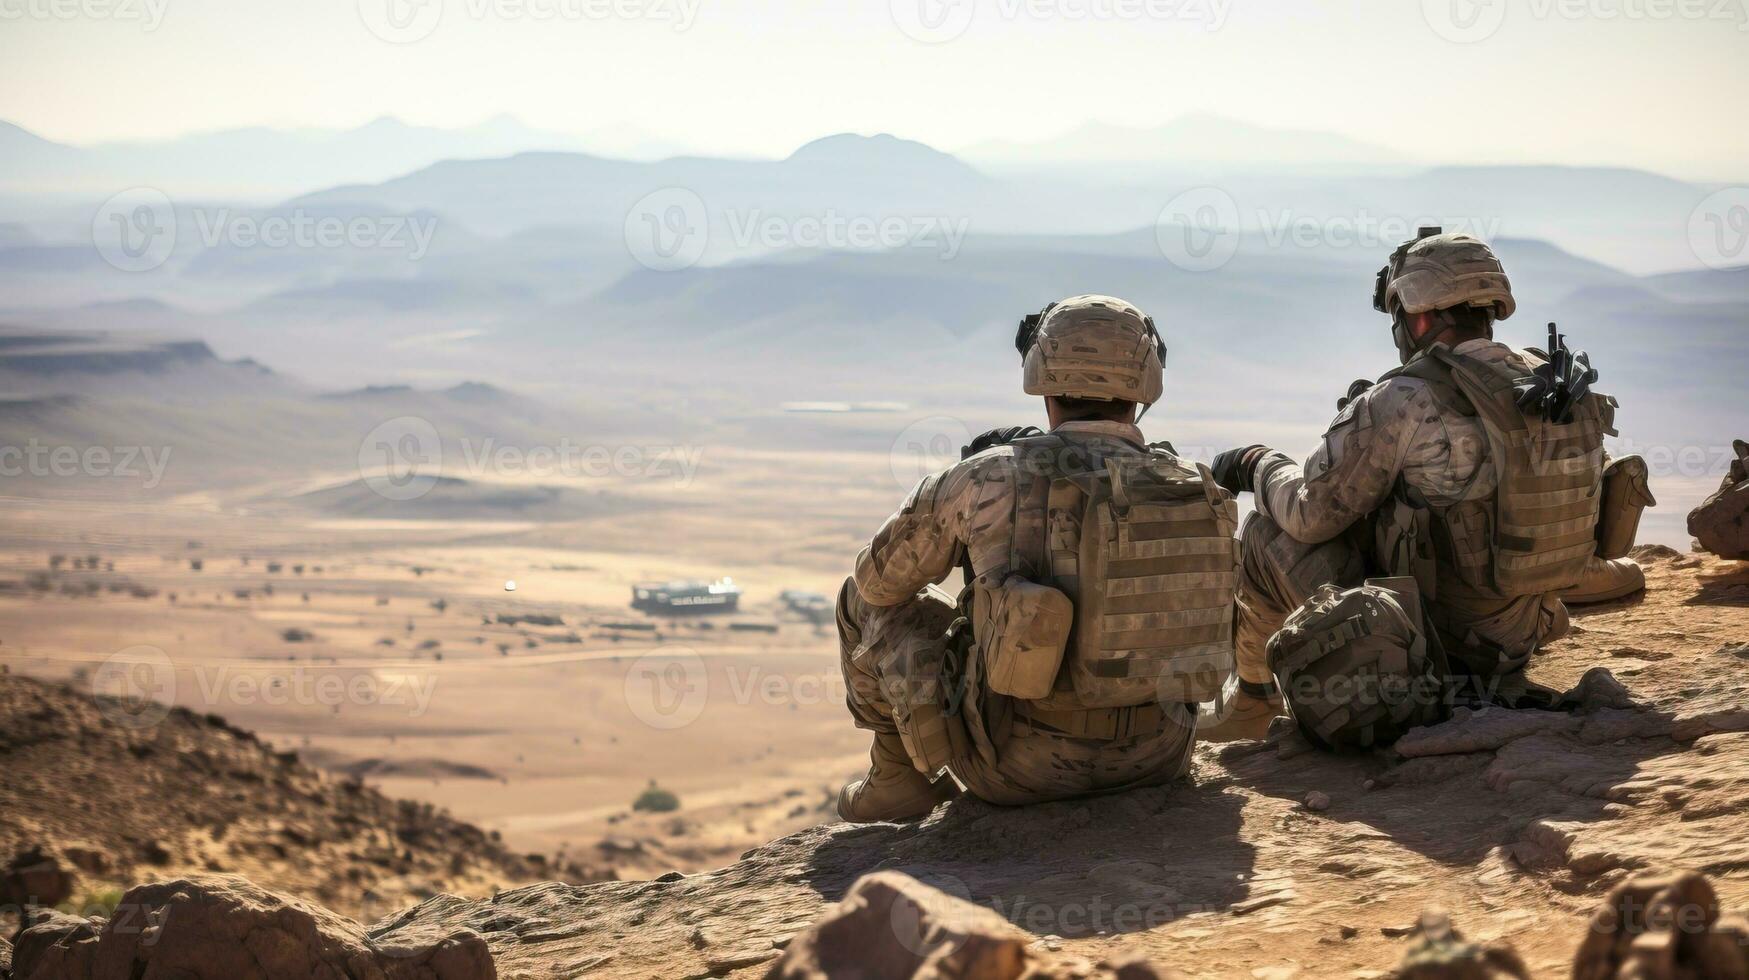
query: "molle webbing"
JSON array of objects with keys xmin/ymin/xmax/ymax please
[
  {"xmin": 1421, "ymin": 347, "xmax": 1605, "ymax": 597},
  {"xmin": 1011, "ymin": 436, "xmax": 1239, "ymax": 709}
]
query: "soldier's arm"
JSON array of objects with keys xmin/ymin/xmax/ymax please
[
  {"xmin": 1252, "ymin": 380, "xmax": 1436, "ymax": 544},
  {"xmin": 852, "ymin": 460, "xmax": 987, "ymax": 607}
]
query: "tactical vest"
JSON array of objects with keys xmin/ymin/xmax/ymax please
[
  {"xmin": 1004, "ymin": 435, "xmax": 1239, "ymax": 709},
  {"xmin": 1381, "ymin": 344, "xmax": 1613, "ymax": 600}
]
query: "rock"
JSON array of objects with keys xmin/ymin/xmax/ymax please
[
  {"xmin": 0, "ymin": 846, "xmax": 76, "ymax": 910},
  {"xmin": 1564, "ymin": 667, "xmax": 1639, "ymax": 712},
  {"xmin": 1301, "ymin": 791, "xmax": 1331, "ymax": 813},
  {"xmin": 10, "ymin": 908, "xmax": 100, "ymax": 980},
  {"xmin": 1688, "ymin": 440, "xmax": 1749, "ymax": 560},
  {"xmin": 1629, "ymin": 544, "xmax": 1683, "ymax": 563},
  {"xmin": 59, "ymin": 845, "xmax": 110, "ymax": 877},
  {"xmin": 764, "ymin": 870, "xmax": 1036, "ymax": 979},
  {"xmin": 1389, "ymin": 910, "xmax": 1530, "ymax": 979},
  {"xmin": 1394, "ymin": 707, "xmax": 1576, "ymax": 758},
  {"xmin": 1571, "ymin": 871, "xmax": 1749, "ymax": 980},
  {"xmin": 1096, "ymin": 953, "xmax": 1181, "ymax": 979},
  {"xmin": 9, "ymin": 875, "xmax": 496, "ymax": 980}
]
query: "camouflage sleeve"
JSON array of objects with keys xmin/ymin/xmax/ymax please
[
  {"xmin": 852, "ymin": 455, "xmax": 1001, "ymax": 607},
  {"xmin": 1253, "ymin": 379, "xmax": 1439, "ymax": 544}
]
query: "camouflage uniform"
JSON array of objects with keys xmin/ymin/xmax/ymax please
[
  {"xmin": 839, "ymin": 419, "xmax": 1197, "ymax": 806},
  {"xmin": 1235, "ymin": 338, "xmax": 1640, "ymax": 683}
]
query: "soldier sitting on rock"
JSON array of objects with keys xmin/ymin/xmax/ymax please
[
  {"xmin": 835, "ymin": 296, "xmax": 1240, "ymax": 822},
  {"xmin": 1207, "ymin": 228, "xmax": 1653, "ymax": 746}
]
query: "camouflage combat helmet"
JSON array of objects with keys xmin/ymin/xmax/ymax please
[
  {"xmin": 1267, "ymin": 580, "xmax": 1447, "ymax": 752},
  {"xmin": 1017, "ymin": 295, "xmax": 1166, "ymax": 407},
  {"xmin": 1373, "ymin": 227, "xmax": 1516, "ymax": 363}
]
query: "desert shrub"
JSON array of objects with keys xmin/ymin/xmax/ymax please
[
  {"xmin": 60, "ymin": 886, "xmax": 125, "ymax": 918},
  {"xmin": 632, "ymin": 782, "xmax": 680, "ymax": 813}
]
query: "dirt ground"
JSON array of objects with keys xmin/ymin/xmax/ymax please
[{"xmin": 0, "ymin": 447, "xmax": 907, "ymax": 881}]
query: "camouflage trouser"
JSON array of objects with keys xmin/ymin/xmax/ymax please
[
  {"xmin": 1234, "ymin": 512, "xmax": 1367, "ymax": 686},
  {"xmin": 837, "ymin": 578, "xmax": 1196, "ymax": 807},
  {"xmin": 1236, "ymin": 512, "xmax": 1573, "ymax": 682}
]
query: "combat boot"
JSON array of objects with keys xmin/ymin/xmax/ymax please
[
  {"xmin": 1563, "ymin": 555, "xmax": 1646, "ymax": 605},
  {"xmin": 1200, "ymin": 680, "xmax": 1284, "ymax": 743},
  {"xmin": 836, "ymin": 732, "xmax": 959, "ymax": 824}
]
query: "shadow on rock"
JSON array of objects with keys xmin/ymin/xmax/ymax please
[
  {"xmin": 1212, "ymin": 667, "xmax": 1712, "ymax": 875},
  {"xmin": 799, "ymin": 780, "xmax": 1253, "ymax": 939}
]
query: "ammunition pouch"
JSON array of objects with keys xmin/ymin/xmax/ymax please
[
  {"xmin": 975, "ymin": 575, "xmax": 1072, "ymax": 701},
  {"xmin": 1374, "ymin": 492, "xmax": 1439, "ymax": 601},
  {"xmin": 1596, "ymin": 454, "xmax": 1656, "ymax": 560}
]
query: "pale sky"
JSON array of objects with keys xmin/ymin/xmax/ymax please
[{"xmin": 3, "ymin": 0, "xmax": 1746, "ymax": 178}]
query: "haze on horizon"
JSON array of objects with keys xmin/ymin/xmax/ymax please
[{"xmin": 3, "ymin": 0, "xmax": 1747, "ymax": 180}]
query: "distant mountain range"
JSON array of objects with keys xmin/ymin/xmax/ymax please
[
  {"xmin": 961, "ymin": 114, "xmax": 1410, "ymax": 174},
  {"xmin": 0, "ymin": 116, "xmax": 682, "ymax": 198}
]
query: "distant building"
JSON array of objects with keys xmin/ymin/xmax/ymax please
[{"xmin": 631, "ymin": 578, "xmax": 741, "ymax": 615}]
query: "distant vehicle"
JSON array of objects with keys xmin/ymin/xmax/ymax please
[
  {"xmin": 632, "ymin": 578, "xmax": 741, "ymax": 615},
  {"xmin": 779, "ymin": 589, "xmax": 833, "ymax": 623}
]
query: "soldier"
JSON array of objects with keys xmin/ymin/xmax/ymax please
[
  {"xmin": 836, "ymin": 295, "xmax": 1240, "ymax": 823},
  {"xmin": 1206, "ymin": 229, "xmax": 1650, "ymax": 742}
]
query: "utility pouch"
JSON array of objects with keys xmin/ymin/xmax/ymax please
[
  {"xmin": 1596, "ymin": 454, "xmax": 1656, "ymax": 560},
  {"xmin": 975, "ymin": 575, "xmax": 1073, "ymax": 701}
]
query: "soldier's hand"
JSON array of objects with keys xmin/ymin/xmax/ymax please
[
  {"xmin": 962, "ymin": 426, "xmax": 1044, "ymax": 460},
  {"xmin": 1212, "ymin": 445, "xmax": 1270, "ymax": 496}
]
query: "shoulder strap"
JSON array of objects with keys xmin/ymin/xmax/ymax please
[{"xmin": 1010, "ymin": 435, "xmax": 1066, "ymax": 581}]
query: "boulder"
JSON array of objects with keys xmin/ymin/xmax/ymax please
[
  {"xmin": 0, "ymin": 846, "xmax": 76, "ymax": 910},
  {"xmin": 1390, "ymin": 910, "xmax": 1530, "ymax": 979},
  {"xmin": 1688, "ymin": 440, "xmax": 1749, "ymax": 560},
  {"xmin": 10, "ymin": 908, "xmax": 100, "ymax": 980},
  {"xmin": 8, "ymin": 875, "xmax": 495, "ymax": 980},
  {"xmin": 1571, "ymin": 871, "xmax": 1749, "ymax": 980},
  {"xmin": 765, "ymin": 870, "xmax": 1037, "ymax": 980}
]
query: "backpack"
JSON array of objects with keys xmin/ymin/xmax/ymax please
[
  {"xmin": 1392, "ymin": 344, "xmax": 1611, "ymax": 597},
  {"xmin": 1008, "ymin": 435, "xmax": 1239, "ymax": 708},
  {"xmin": 1268, "ymin": 578, "xmax": 1448, "ymax": 751}
]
